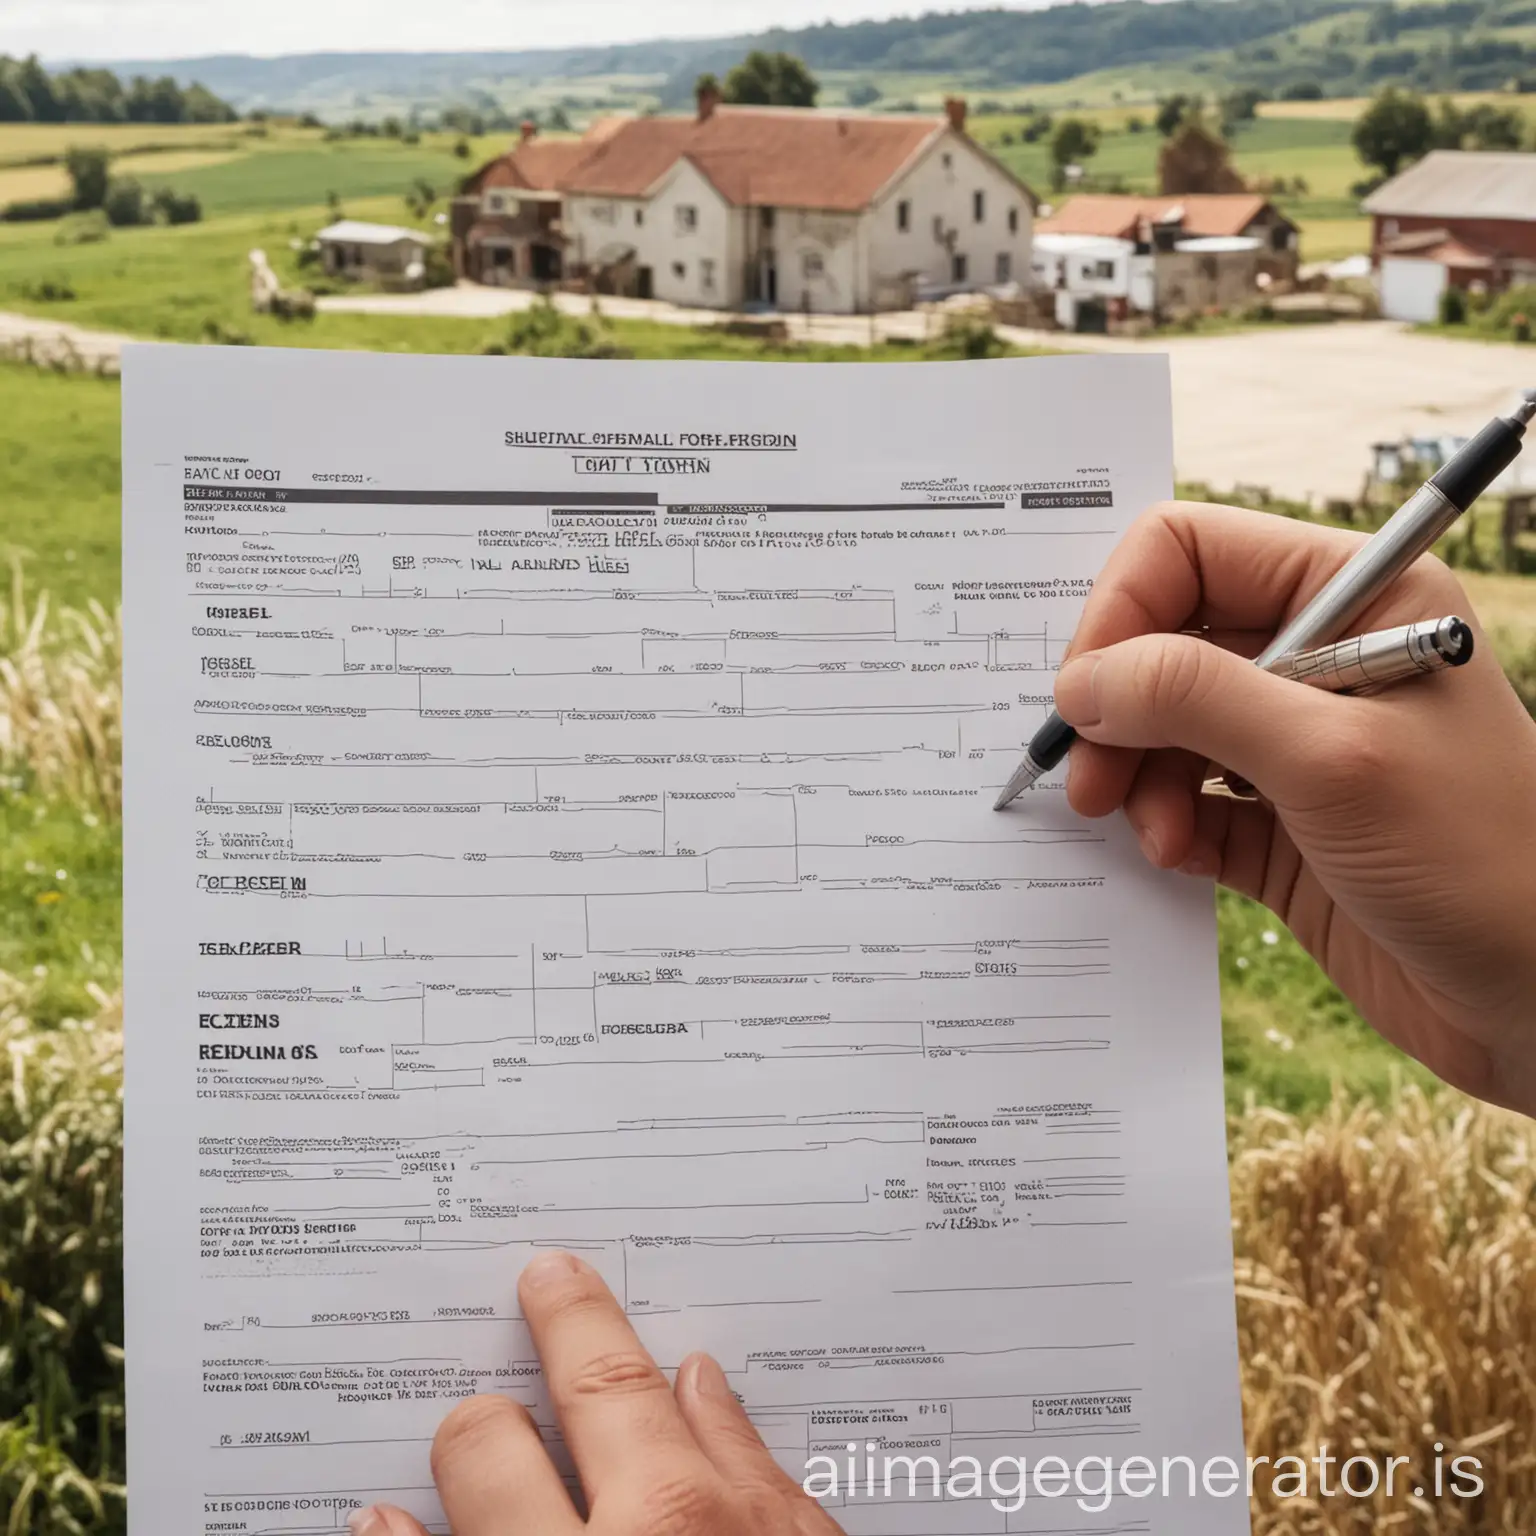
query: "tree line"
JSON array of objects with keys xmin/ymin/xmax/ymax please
[
  {"xmin": 0, "ymin": 55, "xmax": 237, "ymax": 124},
  {"xmin": 1352, "ymin": 88, "xmax": 1530, "ymax": 179}
]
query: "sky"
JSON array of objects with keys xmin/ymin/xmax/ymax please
[{"xmin": 6, "ymin": 0, "xmax": 1046, "ymax": 64}]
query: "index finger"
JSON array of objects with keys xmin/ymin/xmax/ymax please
[
  {"xmin": 519, "ymin": 1251, "xmax": 715, "ymax": 1512},
  {"xmin": 1071, "ymin": 500, "xmax": 1376, "ymax": 655}
]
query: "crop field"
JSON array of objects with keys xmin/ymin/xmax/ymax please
[{"xmin": 0, "ymin": 121, "xmax": 259, "ymax": 164}]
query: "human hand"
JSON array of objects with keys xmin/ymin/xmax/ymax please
[
  {"xmin": 1052, "ymin": 500, "xmax": 1536, "ymax": 1116},
  {"xmin": 347, "ymin": 1251, "xmax": 844, "ymax": 1535}
]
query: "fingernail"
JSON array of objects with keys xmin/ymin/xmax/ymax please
[
  {"xmin": 523, "ymin": 1250, "xmax": 582, "ymax": 1287},
  {"xmin": 687, "ymin": 1354, "xmax": 733, "ymax": 1401},
  {"xmin": 348, "ymin": 1510, "xmax": 385, "ymax": 1536},
  {"xmin": 1054, "ymin": 654, "xmax": 1102, "ymax": 728},
  {"xmin": 1136, "ymin": 824, "xmax": 1163, "ymax": 866}
]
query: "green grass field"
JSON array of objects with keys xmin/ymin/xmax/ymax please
[{"xmin": 970, "ymin": 112, "xmax": 1370, "ymax": 259}]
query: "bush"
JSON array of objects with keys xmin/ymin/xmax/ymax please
[
  {"xmin": 926, "ymin": 314, "xmax": 1009, "ymax": 360},
  {"xmin": 149, "ymin": 187, "xmax": 201, "ymax": 225},
  {"xmin": 100, "ymin": 179, "xmax": 147, "ymax": 229},
  {"xmin": 16, "ymin": 277, "xmax": 76, "ymax": 302},
  {"xmin": 1, "ymin": 197, "xmax": 76, "ymax": 224},
  {"xmin": 422, "ymin": 244, "xmax": 456, "ymax": 290},
  {"xmin": 269, "ymin": 289, "xmax": 317, "ymax": 322},
  {"xmin": 486, "ymin": 297, "xmax": 633, "ymax": 358},
  {"xmin": 1438, "ymin": 284, "xmax": 1468, "ymax": 325},
  {"xmin": 52, "ymin": 211, "xmax": 109, "ymax": 246},
  {"xmin": 200, "ymin": 318, "xmax": 253, "ymax": 345}
]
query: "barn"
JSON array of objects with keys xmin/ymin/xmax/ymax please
[{"xmin": 1364, "ymin": 151, "xmax": 1536, "ymax": 323}]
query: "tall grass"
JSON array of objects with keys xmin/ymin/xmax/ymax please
[{"xmin": 0, "ymin": 570, "xmax": 120, "ymax": 817}]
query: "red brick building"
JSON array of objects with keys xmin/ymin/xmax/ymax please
[{"xmin": 1364, "ymin": 151, "xmax": 1536, "ymax": 322}]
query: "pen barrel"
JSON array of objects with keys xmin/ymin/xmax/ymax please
[
  {"xmin": 1253, "ymin": 483, "xmax": 1462, "ymax": 669},
  {"xmin": 1265, "ymin": 617, "xmax": 1473, "ymax": 693}
]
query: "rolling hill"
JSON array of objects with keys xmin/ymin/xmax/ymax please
[{"xmin": 82, "ymin": 0, "xmax": 1536, "ymax": 117}]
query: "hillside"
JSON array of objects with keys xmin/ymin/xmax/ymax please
[
  {"xmin": 79, "ymin": 0, "xmax": 1536, "ymax": 117},
  {"xmin": 86, "ymin": 0, "xmax": 1356, "ymax": 113}
]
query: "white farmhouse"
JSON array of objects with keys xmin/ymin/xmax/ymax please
[{"xmin": 457, "ymin": 89, "xmax": 1037, "ymax": 314}]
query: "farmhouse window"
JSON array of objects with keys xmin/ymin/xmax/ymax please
[
  {"xmin": 896, "ymin": 199, "xmax": 911, "ymax": 232},
  {"xmin": 701, "ymin": 258, "xmax": 717, "ymax": 292},
  {"xmin": 802, "ymin": 251, "xmax": 825, "ymax": 279},
  {"xmin": 1008, "ymin": 207, "xmax": 1019, "ymax": 234},
  {"xmin": 676, "ymin": 204, "xmax": 699, "ymax": 234},
  {"xmin": 973, "ymin": 190, "xmax": 985, "ymax": 223},
  {"xmin": 951, "ymin": 253, "xmax": 968, "ymax": 283},
  {"xmin": 996, "ymin": 252, "xmax": 1012, "ymax": 282}
]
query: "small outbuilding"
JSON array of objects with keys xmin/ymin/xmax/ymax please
[{"xmin": 315, "ymin": 220, "xmax": 430, "ymax": 290}]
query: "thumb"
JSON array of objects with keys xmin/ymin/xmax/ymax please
[{"xmin": 1054, "ymin": 633, "xmax": 1346, "ymax": 794}]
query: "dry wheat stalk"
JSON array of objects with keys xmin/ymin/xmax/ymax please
[{"xmin": 0, "ymin": 568, "xmax": 121, "ymax": 817}]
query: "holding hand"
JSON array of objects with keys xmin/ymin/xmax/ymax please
[
  {"xmin": 1054, "ymin": 501, "xmax": 1536, "ymax": 1116},
  {"xmin": 349, "ymin": 1252, "xmax": 843, "ymax": 1536}
]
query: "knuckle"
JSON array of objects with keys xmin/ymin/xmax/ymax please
[
  {"xmin": 431, "ymin": 1395, "xmax": 532, "ymax": 1481},
  {"xmin": 1137, "ymin": 637, "xmax": 1215, "ymax": 718},
  {"xmin": 631, "ymin": 1473, "xmax": 728, "ymax": 1534},
  {"xmin": 1301, "ymin": 713, "xmax": 1390, "ymax": 804},
  {"xmin": 566, "ymin": 1348, "xmax": 668, "ymax": 1400}
]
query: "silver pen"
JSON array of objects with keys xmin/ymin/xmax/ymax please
[
  {"xmin": 994, "ymin": 390, "xmax": 1535, "ymax": 810},
  {"xmin": 1264, "ymin": 614, "xmax": 1472, "ymax": 692},
  {"xmin": 1201, "ymin": 615, "xmax": 1472, "ymax": 801}
]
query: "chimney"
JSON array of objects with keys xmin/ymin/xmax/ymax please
[
  {"xmin": 519, "ymin": 119, "xmax": 537, "ymax": 144},
  {"xmin": 944, "ymin": 97, "xmax": 968, "ymax": 135},
  {"xmin": 697, "ymin": 80, "xmax": 722, "ymax": 122}
]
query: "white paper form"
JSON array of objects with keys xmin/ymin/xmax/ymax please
[{"xmin": 123, "ymin": 346, "xmax": 1246, "ymax": 1536}]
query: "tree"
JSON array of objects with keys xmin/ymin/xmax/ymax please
[
  {"xmin": 1353, "ymin": 88, "xmax": 1434, "ymax": 179},
  {"xmin": 1050, "ymin": 117, "xmax": 1100, "ymax": 189},
  {"xmin": 1435, "ymin": 98, "xmax": 1525, "ymax": 151},
  {"xmin": 1220, "ymin": 87, "xmax": 1265, "ymax": 134},
  {"xmin": 722, "ymin": 51, "xmax": 819, "ymax": 109},
  {"xmin": 846, "ymin": 80, "xmax": 882, "ymax": 108},
  {"xmin": 1159, "ymin": 121, "xmax": 1247, "ymax": 194},
  {"xmin": 64, "ymin": 144, "xmax": 111, "ymax": 210},
  {"xmin": 1155, "ymin": 93, "xmax": 1202, "ymax": 137},
  {"xmin": 546, "ymin": 104, "xmax": 573, "ymax": 132}
]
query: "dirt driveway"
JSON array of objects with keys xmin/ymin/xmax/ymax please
[
  {"xmin": 320, "ymin": 287, "xmax": 1533, "ymax": 503},
  {"xmin": 1042, "ymin": 322, "xmax": 1536, "ymax": 505}
]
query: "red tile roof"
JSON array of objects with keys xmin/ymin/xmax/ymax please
[
  {"xmin": 476, "ymin": 138, "xmax": 594, "ymax": 193},
  {"xmin": 565, "ymin": 107, "xmax": 944, "ymax": 211},
  {"xmin": 467, "ymin": 107, "xmax": 1032, "ymax": 214},
  {"xmin": 1039, "ymin": 193, "xmax": 1279, "ymax": 240}
]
